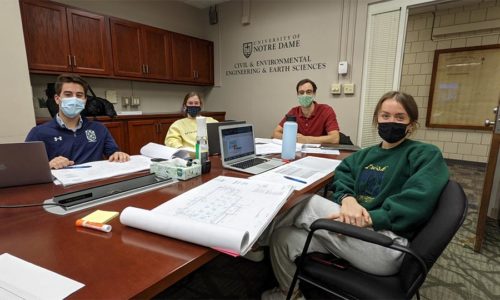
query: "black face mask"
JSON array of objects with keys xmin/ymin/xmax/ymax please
[
  {"xmin": 185, "ymin": 106, "xmax": 201, "ymax": 118},
  {"xmin": 378, "ymin": 122, "xmax": 409, "ymax": 143}
]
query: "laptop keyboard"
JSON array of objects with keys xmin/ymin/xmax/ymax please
[{"xmin": 231, "ymin": 157, "xmax": 268, "ymax": 169}]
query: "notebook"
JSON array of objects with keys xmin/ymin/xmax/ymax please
[
  {"xmin": 0, "ymin": 141, "xmax": 53, "ymax": 188},
  {"xmin": 219, "ymin": 124, "xmax": 285, "ymax": 175},
  {"xmin": 207, "ymin": 120, "xmax": 246, "ymax": 155}
]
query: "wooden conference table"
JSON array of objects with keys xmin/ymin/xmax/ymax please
[{"xmin": 0, "ymin": 152, "xmax": 351, "ymax": 299}]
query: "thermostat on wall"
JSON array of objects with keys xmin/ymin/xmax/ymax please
[{"xmin": 338, "ymin": 61, "xmax": 348, "ymax": 75}]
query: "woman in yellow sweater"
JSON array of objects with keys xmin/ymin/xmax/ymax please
[{"xmin": 164, "ymin": 92, "xmax": 218, "ymax": 150}]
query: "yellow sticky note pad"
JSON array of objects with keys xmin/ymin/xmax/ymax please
[{"xmin": 81, "ymin": 210, "xmax": 119, "ymax": 224}]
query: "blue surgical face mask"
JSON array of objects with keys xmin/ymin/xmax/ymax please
[
  {"xmin": 185, "ymin": 106, "xmax": 201, "ymax": 118},
  {"xmin": 60, "ymin": 97, "xmax": 85, "ymax": 118}
]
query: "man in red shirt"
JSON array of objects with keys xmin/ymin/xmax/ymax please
[{"xmin": 272, "ymin": 79, "xmax": 340, "ymax": 144}]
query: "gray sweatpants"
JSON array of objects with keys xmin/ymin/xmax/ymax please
[{"xmin": 259, "ymin": 194, "xmax": 408, "ymax": 292}]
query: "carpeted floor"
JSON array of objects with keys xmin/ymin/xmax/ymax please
[{"xmin": 155, "ymin": 160, "xmax": 500, "ymax": 299}]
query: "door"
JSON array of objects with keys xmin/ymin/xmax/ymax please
[
  {"xmin": 20, "ymin": 0, "xmax": 71, "ymax": 72},
  {"xmin": 110, "ymin": 18, "xmax": 144, "ymax": 78},
  {"xmin": 156, "ymin": 119, "xmax": 175, "ymax": 145},
  {"xmin": 192, "ymin": 39, "xmax": 213, "ymax": 84},
  {"xmin": 474, "ymin": 100, "xmax": 500, "ymax": 251},
  {"xmin": 103, "ymin": 121, "xmax": 128, "ymax": 154},
  {"xmin": 142, "ymin": 26, "xmax": 172, "ymax": 80},
  {"xmin": 172, "ymin": 33, "xmax": 194, "ymax": 82},
  {"xmin": 127, "ymin": 120, "xmax": 157, "ymax": 155},
  {"xmin": 67, "ymin": 9, "xmax": 112, "ymax": 75}
]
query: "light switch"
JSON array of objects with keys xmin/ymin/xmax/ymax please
[
  {"xmin": 122, "ymin": 96, "xmax": 130, "ymax": 107},
  {"xmin": 331, "ymin": 83, "xmax": 341, "ymax": 95},
  {"xmin": 343, "ymin": 83, "xmax": 355, "ymax": 95},
  {"xmin": 132, "ymin": 96, "xmax": 140, "ymax": 106},
  {"xmin": 105, "ymin": 90, "xmax": 118, "ymax": 104}
]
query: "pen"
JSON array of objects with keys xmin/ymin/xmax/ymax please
[
  {"xmin": 75, "ymin": 219, "xmax": 112, "ymax": 232},
  {"xmin": 63, "ymin": 165, "xmax": 92, "ymax": 169},
  {"xmin": 283, "ymin": 175, "xmax": 307, "ymax": 184}
]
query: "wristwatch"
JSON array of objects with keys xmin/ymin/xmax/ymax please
[{"xmin": 339, "ymin": 193, "xmax": 354, "ymax": 202}]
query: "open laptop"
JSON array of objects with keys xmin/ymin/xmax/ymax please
[
  {"xmin": 207, "ymin": 120, "xmax": 246, "ymax": 155},
  {"xmin": 219, "ymin": 124, "xmax": 285, "ymax": 174},
  {"xmin": 0, "ymin": 141, "xmax": 53, "ymax": 188}
]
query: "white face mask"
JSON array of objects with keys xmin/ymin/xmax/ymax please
[{"xmin": 60, "ymin": 97, "xmax": 85, "ymax": 118}]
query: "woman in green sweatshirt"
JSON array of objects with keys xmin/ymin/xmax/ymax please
[{"xmin": 262, "ymin": 91, "xmax": 449, "ymax": 300}]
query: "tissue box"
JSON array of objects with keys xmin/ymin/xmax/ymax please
[{"xmin": 150, "ymin": 159, "xmax": 201, "ymax": 180}]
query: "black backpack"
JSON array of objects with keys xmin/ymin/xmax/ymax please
[
  {"xmin": 44, "ymin": 80, "xmax": 117, "ymax": 118},
  {"xmin": 81, "ymin": 84, "xmax": 117, "ymax": 118}
]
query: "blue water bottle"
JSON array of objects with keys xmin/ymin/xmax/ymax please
[{"xmin": 281, "ymin": 115, "xmax": 297, "ymax": 160}]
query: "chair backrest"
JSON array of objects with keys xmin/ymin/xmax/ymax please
[
  {"xmin": 400, "ymin": 180, "xmax": 468, "ymax": 294},
  {"xmin": 339, "ymin": 132, "xmax": 354, "ymax": 145}
]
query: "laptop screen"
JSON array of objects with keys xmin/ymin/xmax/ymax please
[
  {"xmin": 207, "ymin": 120, "xmax": 245, "ymax": 155},
  {"xmin": 220, "ymin": 125, "xmax": 255, "ymax": 162}
]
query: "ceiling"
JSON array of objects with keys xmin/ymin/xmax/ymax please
[{"xmin": 179, "ymin": 0, "xmax": 230, "ymax": 9}]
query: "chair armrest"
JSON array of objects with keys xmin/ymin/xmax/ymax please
[
  {"xmin": 308, "ymin": 218, "xmax": 428, "ymax": 276},
  {"xmin": 310, "ymin": 218, "xmax": 393, "ymax": 247}
]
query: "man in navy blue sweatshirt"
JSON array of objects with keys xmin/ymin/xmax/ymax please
[{"xmin": 26, "ymin": 74, "xmax": 129, "ymax": 169}]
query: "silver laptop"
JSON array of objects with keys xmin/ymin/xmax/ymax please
[
  {"xmin": 207, "ymin": 120, "xmax": 246, "ymax": 155},
  {"xmin": 0, "ymin": 142, "xmax": 53, "ymax": 188},
  {"xmin": 219, "ymin": 124, "xmax": 285, "ymax": 174}
]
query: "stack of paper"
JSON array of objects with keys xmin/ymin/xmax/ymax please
[
  {"xmin": 51, "ymin": 155, "xmax": 152, "ymax": 186},
  {"xmin": 82, "ymin": 210, "xmax": 119, "ymax": 223},
  {"xmin": 0, "ymin": 253, "xmax": 84, "ymax": 299},
  {"xmin": 250, "ymin": 156, "xmax": 342, "ymax": 191}
]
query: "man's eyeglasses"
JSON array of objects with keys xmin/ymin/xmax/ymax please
[{"xmin": 298, "ymin": 90, "xmax": 314, "ymax": 95}]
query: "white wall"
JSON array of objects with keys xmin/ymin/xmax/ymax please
[
  {"xmin": 0, "ymin": 0, "xmax": 34, "ymax": 143},
  {"xmin": 204, "ymin": 0, "xmax": 371, "ymax": 138}
]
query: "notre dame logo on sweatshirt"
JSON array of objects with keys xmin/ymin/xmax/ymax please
[{"xmin": 85, "ymin": 130, "xmax": 97, "ymax": 142}]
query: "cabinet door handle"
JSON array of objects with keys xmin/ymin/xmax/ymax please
[
  {"xmin": 72, "ymin": 56, "xmax": 77, "ymax": 67},
  {"xmin": 146, "ymin": 65, "xmax": 149, "ymax": 74},
  {"xmin": 68, "ymin": 55, "xmax": 72, "ymax": 67},
  {"xmin": 193, "ymin": 70, "xmax": 196, "ymax": 79}
]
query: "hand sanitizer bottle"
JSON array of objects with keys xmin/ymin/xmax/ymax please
[{"xmin": 281, "ymin": 115, "xmax": 297, "ymax": 160}]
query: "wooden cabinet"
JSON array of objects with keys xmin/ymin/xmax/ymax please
[
  {"xmin": 110, "ymin": 18, "xmax": 172, "ymax": 80},
  {"xmin": 172, "ymin": 33, "xmax": 214, "ymax": 85},
  {"xmin": 20, "ymin": 0, "xmax": 111, "ymax": 75},
  {"xmin": 102, "ymin": 121, "xmax": 128, "ymax": 153},
  {"xmin": 127, "ymin": 118, "xmax": 176, "ymax": 155},
  {"xmin": 20, "ymin": 1, "xmax": 212, "ymax": 85}
]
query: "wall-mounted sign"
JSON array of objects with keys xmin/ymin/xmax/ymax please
[{"xmin": 226, "ymin": 33, "xmax": 327, "ymax": 76}]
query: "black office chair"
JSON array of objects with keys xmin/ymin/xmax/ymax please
[
  {"xmin": 339, "ymin": 132, "xmax": 354, "ymax": 145},
  {"xmin": 287, "ymin": 180, "xmax": 468, "ymax": 300}
]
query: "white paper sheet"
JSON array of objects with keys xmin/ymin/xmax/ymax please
[
  {"xmin": 301, "ymin": 148, "xmax": 340, "ymax": 155},
  {"xmin": 0, "ymin": 253, "xmax": 84, "ymax": 300},
  {"xmin": 250, "ymin": 156, "xmax": 342, "ymax": 191},
  {"xmin": 121, "ymin": 207, "xmax": 249, "ymax": 253},
  {"xmin": 140, "ymin": 142, "xmax": 193, "ymax": 160},
  {"xmin": 254, "ymin": 138, "xmax": 303, "ymax": 155},
  {"xmin": 51, "ymin": 155, "xmax": 151, "ymax": 186},
  {"xmin": 120, "ymin": 176, "xmax": 293, "ymax": 255}
]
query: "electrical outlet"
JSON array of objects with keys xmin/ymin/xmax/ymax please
[
  {"xmin": 122, "ymin": 96, "xmax": 130, "ymax": 107},
  {"xmin": 132, "ymin": 96, "xmax": 140, "ymax": 106},
  {"xmin": 105, "ymin": 90, "xmax": 118, "ymax": 104},
  {"xmin": 343, "ymin": 83, "xmax": 355, "ymax": 95},
  {"xmin": 331, "ymin": 83, "xmax": 341, "ymax": 95}
]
